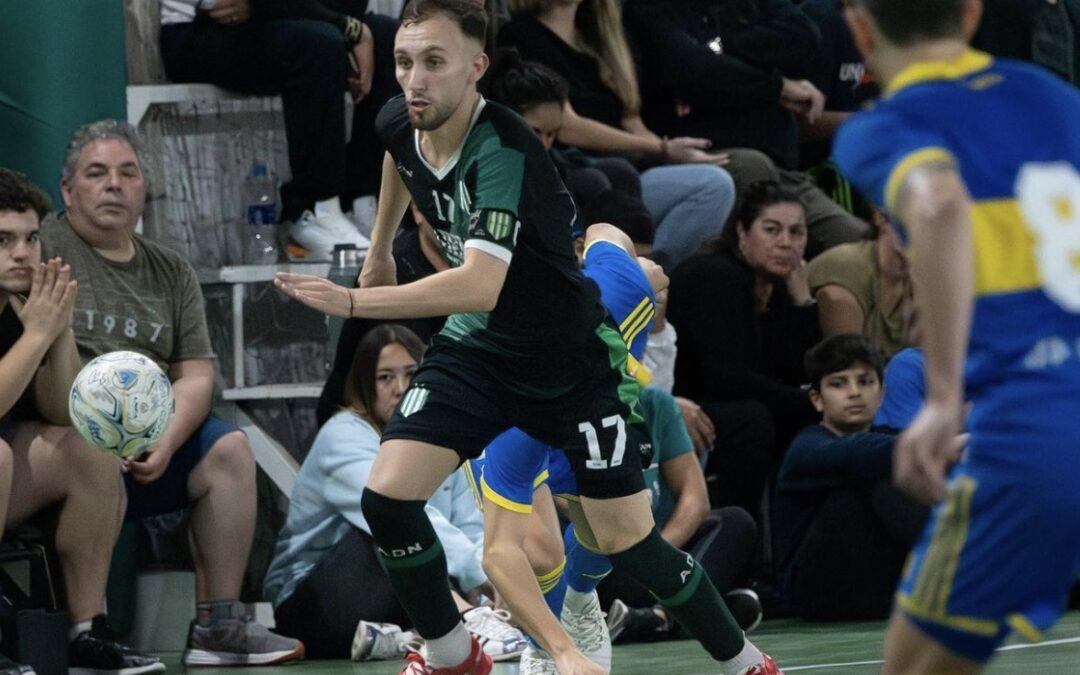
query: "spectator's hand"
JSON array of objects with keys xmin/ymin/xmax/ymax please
[
  {"xmin": 780, "ymin": 78, "xmax": 825, "ymax": 124},
  {"xmin": 675, "ymin": 397, "xmax": 715, "ymax": 455},
  {"xmin": 465, "ymin": 582, "xmax": 496, "ymax": 608},
  {"xmin": 10, "ymin": 259, "xmax": 77, "ymax": 343},
  {"xmin": 360, "ymin": 249, "xmax": 397, "ymax": 288},
  {"xmin": 785, "ymin": 259, "xmax": 812, "ymax": 306},
  {"xmin": 894, "ymin": 402, "xmax": 967, "ymax": 503},
  {"xmin": 126, "ymin": 446, "xmax": 174, "ymax": 485},
  {"xmin": 348, "ymin": 23, "xmax": 376, "ymax": 102},
  {"xmin": 274, "ymin": 273, "xmax": 355, "ymax": 317},
  {"xmin": 663, "ymin": 137, "xmax": 729, "ymax": 166},
  {"xmin": 553, "ymin": 651, "xmax": 607, "ymax": 675},
  {"xmin": 208, "ymin": 0, "xmax": 252, "ymax": 25}
]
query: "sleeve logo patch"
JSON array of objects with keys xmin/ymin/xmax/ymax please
[
  {"xmin": 485, "ymin": 211, "xmax": 514, "ymax": 240},
  {"xmin": 398, "ymin": 386, "xmax": 430, "ymax": 418}
]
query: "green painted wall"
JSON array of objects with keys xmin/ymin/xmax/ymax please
[{"xmin": 0, "ymin": 1, "xmax": 127, "ymax": 203}]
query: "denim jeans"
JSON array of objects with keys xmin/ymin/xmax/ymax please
[{"xmin": 641, "ymin": 164, "xmax": 735, "ymax": 272}]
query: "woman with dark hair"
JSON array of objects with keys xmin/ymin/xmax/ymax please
[
  {"xmin": 666, "ymin": 181, "xmax": 821, "ymax": 515},
  {"xmin": 486, "ymin": 30, "xmax": 735, "ymax": 272},
  {"xmin": 264, "ymin": 325, "xmax": 526, "ymax": 661},
  {"xmin": 487, "ymin": 49, "xmax": 647, "ymax": 235}
]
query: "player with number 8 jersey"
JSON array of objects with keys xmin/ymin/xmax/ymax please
[{"xmin": 834, "ymin": 2, "xmax": 1080, "ymax": 668}]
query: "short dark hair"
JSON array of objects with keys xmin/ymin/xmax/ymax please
[
  {"xmin": 582, "ymin": 190, "xmax": 654, "ymax": 245},
  {"xmin": 401, "ymin": 0, "xmax": 489, "ymax": 45},
  {"xmin": 804, "ymin": 334, "xmax": 885, "ymax": 392},
  {"xmin": 344, "ymin": 324, "xmax": 427, "ymax": 432},
  {"xmin": 0, "ymin": 168, "xmax": 52, "ymax": 221},
  {"xmin": 489, "ymin": 48, "xmax": 569, "ymax": 113},
  {"xmin": 718, "ymin": 179, "xmax": 803, "ymax": 252},
  {"xmin": 849, "ymin": 0, "xmax": 966, "ymax": 46}
]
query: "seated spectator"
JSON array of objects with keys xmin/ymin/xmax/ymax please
[
  {"xmin": 667, "ymin": 180, "xmax": 821, "ymax": 514},
  {"xmin": 41, "ymin": 120, "xmax": 303, "ymax": 666},
  {"xmin": 772, "ymin": 334, "xmax": 931, "ymax": 621},
  {"xmin": 0, "ymin": 168, "xmax": 163, "ymax": 675},
  {"xmin": 874, "ymin": 304, "xmax": 925, "ymax": 431},
  {"xmin": 486, "ymin": 50, "xmax": 644, "ymax": 229},
  {"xmin": 807, "ymin": 206, "xmax": 911, "ymax": 360},
  {"xmin": 621, "ymin": 0, "xmax": 871, "ymax": 257},
  {"xmin": 497, "ymin": 0, "xmax": 737, "ymax": 271},
  {"xmin": 159, "ymin": 0, "xmax": 402, "ymax": 257},
  {"xmin": 796, "ymin": 0, "xmax": 879, "ymax": 170},
  {"xmin": 874, "ymin": 346, "xmax": 924, "ymax": 431},
  {"xmin": 620, "ymin": 0, "xmax": 822, "ymax": 169},
  {"xmin": 973, "ymin": 0, "xmax": 1080, "ymax": 88},
  {"xmin": 265, "ymin": 324, "xmax": 527, "ymax": 661},
  {"xmin": 602, "ymin": 390, "xmax": 761, "ymax": 644}
]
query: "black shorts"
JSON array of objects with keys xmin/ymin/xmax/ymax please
[{"xmin": 383, "ymin": 327, "xmax": 649, "ymax": 500}]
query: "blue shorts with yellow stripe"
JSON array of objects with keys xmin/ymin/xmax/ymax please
[
  {"xmin": 465, "ymin": 427, "xmax": 579, "ymax": 513},
  {"xmin": 897, "ymin": 434, "xmax": 1080, "ymax": 661}
]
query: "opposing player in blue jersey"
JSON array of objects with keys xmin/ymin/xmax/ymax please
[
  {"xmin": 836, "ymin": 1, "xmax": 1080, "ymax": 673},
  {"xmin": 471, "ymin": 222, "xmax": 773, "ymax": 675},
  {"xmin": 469, "ymin": 222, "xmax": 657, "ymax": 672}
]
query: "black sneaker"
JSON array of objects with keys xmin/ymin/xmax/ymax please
[
  {"xmin": 724, "ymin": 587, "xmax": 764, "ymax": 633},
  {"xmin": 0, "ymin": 653, "xmax": 34, "ymax": 675},
  {"xmin": 605, "ymin": 600, "xmax": 671, "ymax": 644},
  {"xmin": 69, "ymin": 616, "xmax": 165, "ymax": 675}
]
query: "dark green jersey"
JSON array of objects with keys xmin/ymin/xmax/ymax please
[{"xmin": 376, "ymin": 95, "xmax": 605, "ymax": 394}]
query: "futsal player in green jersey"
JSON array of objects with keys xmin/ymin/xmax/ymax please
[{"xmin": 276, "ymin": 2, "xmax": 781, "ymax": 674}]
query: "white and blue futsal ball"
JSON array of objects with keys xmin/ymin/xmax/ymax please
[{"xmin": 69, "ymin": 350, "xmax": 175, "ymax": 458}]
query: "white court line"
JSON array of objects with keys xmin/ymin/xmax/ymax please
[
  {"xmin": 782, "ymin": 660, "xmax": 884, "ymax": 672},
  {"xmin": 764, "ymin": 636, "xmax": 1080, "ymax": 672},
  {"xmin": 997, "ymin": 636, "xmax": 1080, "ymax": 651}
]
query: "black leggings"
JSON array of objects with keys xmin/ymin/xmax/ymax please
[{"xmin": 273, "ymin": 527, "xmax": 409, "ymax": 659}]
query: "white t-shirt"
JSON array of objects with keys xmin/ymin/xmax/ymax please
[{"xmin": 161, "ymin": 0, "xmax": 212, "ymax": 25}]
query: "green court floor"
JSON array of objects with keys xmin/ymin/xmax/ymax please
[{"xmin": 167, "ymin": 611, "xmax": 1080, "ymax": 674}]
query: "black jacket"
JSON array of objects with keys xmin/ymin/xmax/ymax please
[{"xmin": 622, "ymin": 0, "xmax": 821, "ymax": 168}]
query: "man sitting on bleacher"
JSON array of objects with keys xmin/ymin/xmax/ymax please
[
  {"xmin": 40, "ymin": 121, "xmax": 305, "ymax": 667},
  {"xmin": 0, "ymin": 168, "xmax": 164, "ymax": 675}
]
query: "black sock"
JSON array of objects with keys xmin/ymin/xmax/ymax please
[
  {"xmin": 608, "ymin": 528, "xmax": 744, "ymax": 660},
  {"xmin": 360, "ymin": 488, "xmax": 460, "ymax": 638}
]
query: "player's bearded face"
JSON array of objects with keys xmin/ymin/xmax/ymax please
[{"xmin": 394, "ymin": 15, "xmax": 482, "ymax": 131}]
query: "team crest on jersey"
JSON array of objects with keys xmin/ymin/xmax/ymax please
[
  {"xmin": 398, "ymin": 386, "xmax": 430, "ymax": 417},
  {"xmin": 486, "ymin": 211, "xmax": 515, "ymax": 240}
]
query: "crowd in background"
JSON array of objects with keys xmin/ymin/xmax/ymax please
[{"xmin": 0, "ymin": 0, "xmax": 1078, "ymax": 671}]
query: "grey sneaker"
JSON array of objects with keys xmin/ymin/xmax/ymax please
[
  {"xmin": 350, "ymin": 621, "xmax": 415, "ymax": 661},
  {"xmin": 183, "ymin": 601, "xmax": 305, "ymax": 666}
]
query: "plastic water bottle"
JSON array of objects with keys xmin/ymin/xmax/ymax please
[{"xmin": 244, "ymin": 163, "xmax": 279, "ymax": 265}]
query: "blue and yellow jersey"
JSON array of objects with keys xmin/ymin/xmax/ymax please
[
  {"xmin": 582, "ymin": 239, "xmax": 656, "ymax": 384},
  {"xmin": 835, "ymin": 49, "xmax": 1080, "ymax": 420}
]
